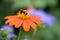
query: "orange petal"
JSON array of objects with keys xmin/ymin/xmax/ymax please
[
  {"xmin": 23, "ymin": 20, "xmax": 30, "ymax": 32},
  {"xmin": 5, "ymin": 18, "xmax": 14, "ymax": 24},
  {"xmin": 14, "ymin": 19, "xmax": 23, "ymax": 28},
  {"xmin": 8, "ymin": 21, "xmax": 14, "ymax": 26},
  {"xmin": 5, "ymin": 19, "xmax": 14, "ymax": 25},
  {"xmin": 4, "ymin": 15, "xmax": 17, "ymax": 19},
  {"xmin": 30, "ymin": 15, "xmax": 41, "ymax": 24},
  {"xmin": 4, "ymin": 16, "xmax": 13, "ymax": 19},
  {"xmin": 5, "ymin": 20, "xmax": 11, "ymax": 24},
  {"xmin": 27, "ymin": 20, "xmax": 36, "ymax": 30}
]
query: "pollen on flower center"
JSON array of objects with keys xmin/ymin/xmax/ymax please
[{"xmin": 17, "ymin": 10, "xmax": 30, "ymax": 20}]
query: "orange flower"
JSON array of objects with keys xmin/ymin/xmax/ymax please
[{"xmin": 4, "ymin": 10, "xmax": 42, "ymax": 32}]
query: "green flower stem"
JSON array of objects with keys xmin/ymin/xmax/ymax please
[
  {"xmin": 31, "ymin": 29, "xmax": 37, "ymax": 40},
  {"xmin": 18, "ymin": 28, "xmax": 22, "ymax": 40}
]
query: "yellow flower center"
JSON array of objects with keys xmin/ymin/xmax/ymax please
[{"xmin": 17, "ymin": 10, "xmax": 30, "ymax": 20}]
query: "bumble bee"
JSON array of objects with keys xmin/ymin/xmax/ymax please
[{"xmin": 20, "ymin": 9, "xmax": 28, "ymax": 15}]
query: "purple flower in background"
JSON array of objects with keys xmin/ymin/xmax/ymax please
[
  {"xmin": 7, "ymin": 33, "xmax": 16, "ymax": 39},
  {"xmin": 23, "ymin": 38, "xmax": 30, "ymax": 40},
  {"xmin": 0, "ymin": 24, "xmax": 14, "ymax": 32},
  {"xmin": 27, "ymin": 9, "xmax": 56, "ymax": 26},
  {"xmin": 0, "ymin": 24, "xmax": 16, "ymax": 39}
]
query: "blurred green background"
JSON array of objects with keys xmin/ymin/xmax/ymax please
[{"xmin": 0, "ymin": 0, "xmax": 60, "ymax": 40}]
